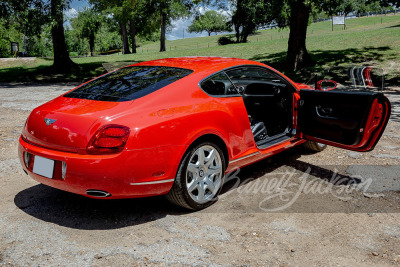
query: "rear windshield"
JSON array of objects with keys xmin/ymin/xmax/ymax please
[{"xmin": 64, "ymin": 66, "xmax": 193, "ymax": 102}]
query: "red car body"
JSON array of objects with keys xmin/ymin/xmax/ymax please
[{"xmin": 18, "ymin": 57, "xmax": 391, "ymax": 203}]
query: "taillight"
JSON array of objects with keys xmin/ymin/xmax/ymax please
[{"xmin": 86, "ymin": 125, "xmax": 130, "ymax": 155}]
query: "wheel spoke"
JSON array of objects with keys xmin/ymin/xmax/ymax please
[
  {"xmin": 197, "ymin": 148, "xmax": 205, "ymax": 165},
  {"xmin": 187, "ymin": 163, "xmax": 199, "ymax": 175},
  {"xmin": 187, "ymin": 180, "xmax": 198, "ymax": 193},
  {"xmin": 205, "ymin": 177, "xmax": 216, "ymax": 193},
  {"xmin": 205, "ymin": 149, "xmax": 216, "ymax": 167},
  {"xmin": 197, "ymin": 183, "xmax": 205, "ymax": 202},
  {"xmin": 208, "ymin": 167, "xmax": 221, "ymax": 177}
]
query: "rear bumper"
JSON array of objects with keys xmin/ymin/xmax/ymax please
[{"xmin": 18, "ymin": 136, "xmax": 186, "ymax": 199}]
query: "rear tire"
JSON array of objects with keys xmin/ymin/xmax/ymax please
[
  {"xmin": 303, "ymin": 141, "xmax": 327, "ymax": 152},
  {"xmin": 166, "ymin": 142, "xmax": 226, "ymax": 210}
]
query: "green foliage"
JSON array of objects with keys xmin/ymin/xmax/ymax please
[
  {"xmin": 65, "ymin": 25, "xmax": 90, "ymax": 56},
  {"xmin": 152, "ymin": 0, "xmax": 193, "ymax": 22},
  {"xmin": 320, "ymin": 0, "xmax": 394, "ymax": 16},
  {"xmin": 25, "ymin": 25, "xmax": 53, "ymax": 57},
  {"xmin": 188, "ymin": 10, "xmax": 230, "ymax": 36},
  {"xmin": 0, "ymin": 19, "xmax": 23, "ymax": 57},
  {"xmin": 70, "ymin": 8, "xmax": 103, "ymax": 40},
  {"xmin": 95, "ymin": 22, "xmax": 122, "ymax": 52},
  {"xmin": 3, "ymin": 15, "xmax": 400, "ymax": 83},
  {"xmin": 90, "ymin": 0, "xmax": 160, "ymax": 53},
  {"xmin": 69, "ymin": 8, "xmax": 103, "ymax": 55},
  {"xmin": 231, "ymin": 0, "xmax": 269, "ymax": 43},
  {"xmin": 382, "ymin": 0, "xmax": 400, "ymax": 7},
  {"xmin": 1, "ymin": 15, "xmax": 400, "ymax": 84}
]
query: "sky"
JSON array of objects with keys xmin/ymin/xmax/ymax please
[{"xmin": 67, "ymin": 1, "xmax": 232, "ymax": 40}]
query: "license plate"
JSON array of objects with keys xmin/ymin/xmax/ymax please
[{"xmin": 33, "ymin": 156, "xmax": 55, "ymax": 179}]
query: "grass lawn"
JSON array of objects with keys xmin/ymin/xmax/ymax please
[{"xmin": 0, "ymin": 14, "xmax": 399, "ymax": 85}]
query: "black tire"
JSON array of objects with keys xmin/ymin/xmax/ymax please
[
  {"xmin": 303, "ymin": 141, "xmax": 327, "ymax": 152},
  {"xmin": 166, "ymin": 142, "xmax": 226, "ymax": 210}
]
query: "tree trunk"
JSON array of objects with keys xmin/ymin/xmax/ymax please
[
  {"xmin": 120, "ymin": 22, "xmax": 131, "ymax": 54},
  {"xmin": 160, "ymin": 9, "xmax": 166, "ymax": 52},
  {"xmin": 241, "ymin": 26, "xmax": 250, "ymax": 43},
  {"xmin": 208, "ymin": 31, "xmax": 211, "ymax": 36},
  {"xmin": 129, "ymin": 20, "xmax": 137, "ymax": 54},
  {"xmin": 286, "ymin": 0, "xmax": 314, "ymax": 71},
  {"xmin": 234, "ymin": 24, "xmax": 240, "ymax": 43},
  {"xmin": 89, "ymin": 32, "xmax": 95, "ymax": 57},
  {"xmin": 50, "ymin": 0, "xmax": 76, "ymax": 72}
]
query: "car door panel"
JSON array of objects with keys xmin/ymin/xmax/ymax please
[{"xmin": 299, "ymin": 90, "xmax": 391, "ymax": 152}]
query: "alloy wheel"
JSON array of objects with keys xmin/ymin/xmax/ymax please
[{"xmin": 185, "ymin": 145, "xmax": 223, "ymax": 204}]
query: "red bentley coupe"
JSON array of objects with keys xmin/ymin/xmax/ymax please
[{"xmin": 18, "ymin": 57, "xmax": 391, "ymax": 210}]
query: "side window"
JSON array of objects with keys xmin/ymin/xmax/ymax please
[
  {"xmin": 200, "ymin": 72, "xmax": 237, "ymax": 96},
  {"xmin": 226, "ymin": 68, "xmax": 285, "ymax": 86}
]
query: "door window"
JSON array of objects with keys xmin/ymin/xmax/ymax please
[
  {"xmin": 200, "ymin": 72, "xmax": 237, "ymax": 96},
  {"xmin": 226, "ymin": 68, "xmax": 286, "ymax": 86}
]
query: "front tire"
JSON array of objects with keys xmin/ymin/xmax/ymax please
[
  {"xmin": 303, "ymin": 141, "xmax": 327, "ymax": 152},
  {"xmin": 166, "ymin": 142, "xmax": 226, "ymax": 210}
]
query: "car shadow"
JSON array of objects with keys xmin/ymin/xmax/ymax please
[
  {"xmin": 14, "ymin": 146, "xmax": 362, "ymax": 230},
  {"xmin": 14, "ymin": 185, "xmax": 190, "ymax": 230},
  {"xmin": 221, "ymin": 146, "xmax": 361, "ymax": 195}
]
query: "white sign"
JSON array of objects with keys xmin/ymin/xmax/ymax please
[{"xmin": 333, "ymin": 16, "xmax": 345, "ymax": 25}]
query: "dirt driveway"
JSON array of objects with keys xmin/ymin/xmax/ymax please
[{"xmin": 0, "ymin": 83, "xmax": 399, "ymax": 266}]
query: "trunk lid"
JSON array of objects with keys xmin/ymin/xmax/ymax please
[{"xmin": 24, "ymin": 96, "xmax": 131, "ymax": 153}]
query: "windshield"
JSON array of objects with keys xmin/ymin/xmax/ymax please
[{"xmin": 64, "ymin": 66, "xmax": 193, "ymax": 102}]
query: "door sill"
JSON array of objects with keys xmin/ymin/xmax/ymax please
[{"xmin": 256, "ymin": 132, "xmax": 293, "ymax": 150}]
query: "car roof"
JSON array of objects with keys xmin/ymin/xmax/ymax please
[{"xmin": 133, "ymin": 57, "xmax": 265, "ymax": 73}]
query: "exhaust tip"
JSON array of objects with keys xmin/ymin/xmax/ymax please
[{"xmin": 86, "ymin": 190, "xmax": 111, "ymax": 198}]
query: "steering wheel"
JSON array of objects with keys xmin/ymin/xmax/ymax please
[{"xmin": 227, "ymin": 85, "xmax": 244, "ymax": 95}]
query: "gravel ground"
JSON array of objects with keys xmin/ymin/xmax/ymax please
[{"xmin": 0, "ymin": 83, "xmax": 399, "ymax": 266}]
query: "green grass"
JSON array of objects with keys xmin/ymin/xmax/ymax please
[{"xmin": 1, "ymin": 14, "xmax": 399, "ymax": 85}]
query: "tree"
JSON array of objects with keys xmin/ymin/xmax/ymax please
[
  {"xmin": 382, "ymin": 0, "xmax": 400, "ymax": 6},
  {"xmin": 335, "ymin": 0, "xmax": 357, "ymax": 15},
  {"xmin": 0, "ymin": 18, "xmax": 23, "ymax": 57},
  {"xmin": 91, "ymin": 0, "xmax": 131, "ymax": 54},
  {"xmin": 90, "ymin": 0, "xmax": 159, "ymax": 54},
  {"xmin": 147, "ymin": 0, "xmax": 193, "ymax": 52},
  {"xmin": 260, "ymin": 0, "xmax": 398, "ymax": 70},
  {"xmin": 188, "ymin": 10, "xmax": 229, "ymax": 36},
  {"xmin": 231, "ymin": 0, "xmax": 268, "ymax": 43},
  {"xmin": 50, "ymin": 0, "xmax": 77, "ymax": 72},
  {"xmin": 70, "ymin": 8, "xmax": 103, "ymax": 56},
  {"xmin": 127, "ymin": 1, "xmax": 159, "ymax": 53},
  {"xmin": 261, "ymin": 0, "xmax": 343, "ymax": 70},
  {"xmin": 4, "ymin": 0, "xmax": 76, "ymax": 72}
]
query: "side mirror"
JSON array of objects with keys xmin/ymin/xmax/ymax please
[{"xmin": 316, "ymin": 80, "xmax": 337, "ymax": 91}]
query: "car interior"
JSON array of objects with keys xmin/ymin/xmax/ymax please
[{"xmin": 201, "ymin": 67, "xmax": 295, "ymax": 148}]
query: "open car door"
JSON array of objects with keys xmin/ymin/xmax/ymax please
[{"xmin": 298, "ymin": 90, "xmax": 391, "ymax": 152}]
